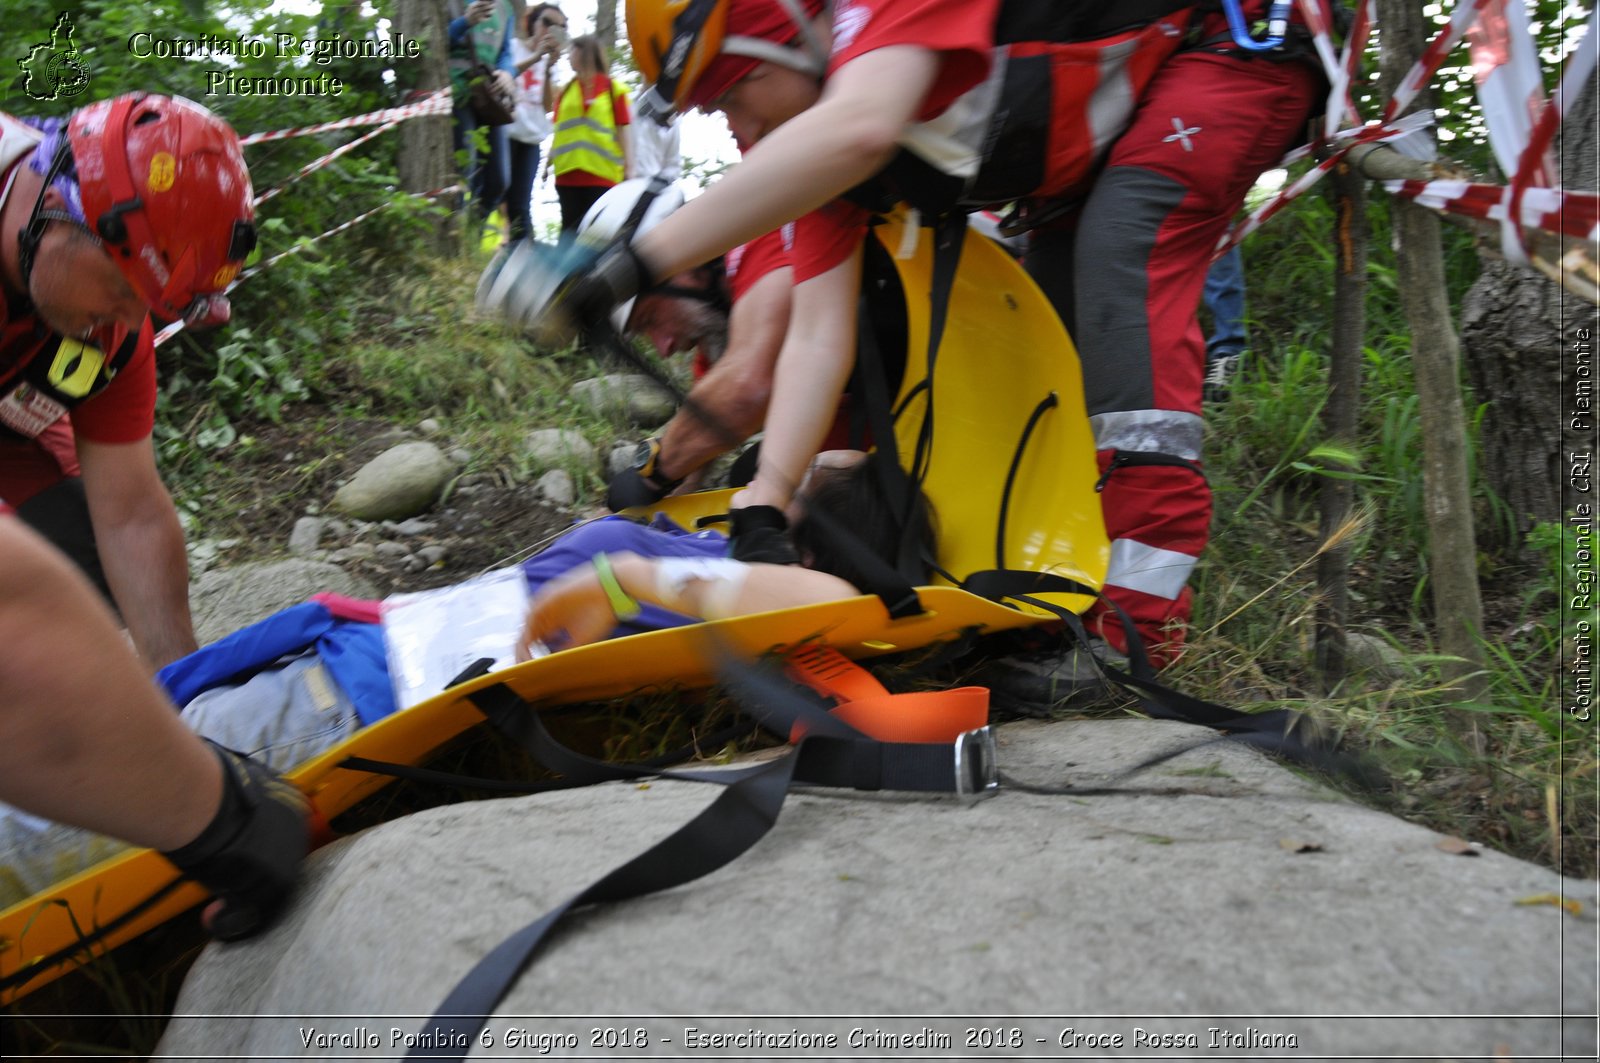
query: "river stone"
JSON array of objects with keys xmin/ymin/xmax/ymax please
[
  {"xmin": 536, "ymin": 469, "xmax": 576, "ymax": 507},
  {"xmin": 332, "ymin": 442, "xmax": 454, "ymax": 522},
  {"xmin": 287, "ymin": 516, "xmax": 324, "ymax": 557},
  {"xmin": 523, "ymin": 428, "xmax": 596, "ymax": 469},
  {"xmin": 571, "ymin": 373, "xmax": 677, "ymax": 427}
]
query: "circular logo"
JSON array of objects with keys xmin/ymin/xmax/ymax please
[{"xmin": 47, "ymin": 52, "xmax": 90, "ymax": 98}]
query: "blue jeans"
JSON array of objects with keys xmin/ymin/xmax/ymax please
[
  {"xmin": 452, "ymin": 108, "xmax": 510, "ymax": 220},
  {"xmin": 1203, "ymin": 244, "xmax": 1247, "ymax": 360},
  {"xmin": 0, "ymin": 652, "xmax": 360, "ymax": 908},
  {"xmin": 507, "ymin": 138, "xmax": 541, "ymax": 242}
]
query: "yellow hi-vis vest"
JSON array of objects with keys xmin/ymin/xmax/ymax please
[{"xmin": 550, "ymin": 78, "xmax": 627, "ymax": 183}]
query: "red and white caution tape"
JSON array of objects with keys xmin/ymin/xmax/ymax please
[
  {"xmin": 253, "ymin": 119, "xmax": 400, "ymax": 207},
  {"xmin": 1217, "ymin": 112, "xmax": 1435, "ymax": 254},
  {"xmin": 1498, "ymin": 6, "xmax": 1599, "ymax": 262},
  {"xmin": 1386, "ymin": 178, "xmax": 1600, "ymax": 244},
  {"xmin": 1383, "ymin": 0, "xmax": 1494, "ymax": 126},
  {"xmin": 237, "ymin": 89, "xmax": 452, "ymax": 147},
  {"xmin": 1295, "ymin": 0, "xmax": 1360, "ymax": 139},
  {"xmin": 1221, "ymin": 0, "xmax": 1593, "ymax": 282},
  {"xmin": 153, "ymin": 184, "xmax": 463, "ymax": 348}
]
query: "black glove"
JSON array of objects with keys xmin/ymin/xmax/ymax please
[
  {"xmin": 606, "ymin": 438, "xmax": 684, "ymax": 511},
  {"xmin": 729, "ymin": 505, "xmax": 799, "ymax": 565},
  {"xmin": 160, "ymin": 742, "xmax": 310, "ymax": 941},
  {"xmin": 477, "ymin": 239, "xmax": 652, "ymax": 347}
]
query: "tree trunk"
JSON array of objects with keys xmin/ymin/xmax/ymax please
[
  {"xmin": 1377, "ymin": 0, "xmax": 1488, "ymax": 726},
  {"xmin": 1316, "ymin": 162, "xmax": 1369, "ymax": 692},
  {"xmin": 394, "ymin": 0, "xmax": 458, "ymax": 255},
  {"xmin": 595, "ymin": 0, "xmax": 618, "ymax": 55},
  {"xmin": 1461, "ymin": 78, "xmax": 1599, "ymax": 561}
]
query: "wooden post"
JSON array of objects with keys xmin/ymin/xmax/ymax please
[
  {"xmin": 1316, "ymin": 161, "xmax": 1369, "ymax": 692},
  {"xmin": 1376, "ymin": 0, "xmax": 1489, "ymax": 735}
]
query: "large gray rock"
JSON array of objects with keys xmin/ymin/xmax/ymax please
[
  {"xmin": 571, "ymin": 373, "xmax": 677, "ymax": 427},
  {"xmin": 332, "ymin": 442, "xmax": 454, "ymax": 522},
  {"xmin": 160, "ymin": 720, "xmax": 1596, "ymax": 1058},
  {"xmin": 189, "ymin": 560, "xmax": 377, "ymax": 646}
]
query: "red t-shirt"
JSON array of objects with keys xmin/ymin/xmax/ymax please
[
  {"xmin": 792, "ymin": 0, "xmax": 1000, "ymax": 281},
  {"xmin": 725, "ymin": 225, "xmax": 793, "ymax": 304},
  {"xmin": 827, "ymin": 0, "xmax": 1000, "ymax": 120}
]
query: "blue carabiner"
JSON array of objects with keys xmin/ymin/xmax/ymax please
[{"xmin": 1221, "ymin": 0, "xmax": 1293, "ymax": 51}]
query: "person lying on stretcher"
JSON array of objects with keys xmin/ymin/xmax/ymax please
[
  {"xmin": 0, "ymin": 451, "xmax": 932, "ymax": 908},
  {"xmin": 519, "ymin": 448, "xmax": 931, "ymax": 655}
]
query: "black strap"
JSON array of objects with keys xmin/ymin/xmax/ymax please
[
  {"xmin": 0, "ymin": 874, "xmax": 190, "ymax": 997},
  {"xmin": 847, "ymin": 284, "xmax": 926, "ymax": 616},
  {"xmin": 406, "ymin": 662, "xmax": 981, "ymax": 1058},
  {"xmin": 842, "ymin": 211, "xmax": 968, "ymax": 610},
  {"xmin": 906, "ymin": 212, "xmax": 967, "ymax": 491},
  {"xmin": 954, "ymin": 567, "xmax": 1338, "ymax": 763},
  {"xmin": 995, "ymin": 392, "xmax": 1060, "ymax": 570}
]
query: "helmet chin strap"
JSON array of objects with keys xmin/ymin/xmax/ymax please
[
  {"xmin": 767, "ymin": 0, "xmax": 830, "ymax": 71},
  {"xmin": 720, "ymin": 0, "xmax": 829, "ymax": 80},
  {"xmin": 15, "ymin": 139, "xmax": 74, "ymax": 298},
  {"xmin": 720, "ymin": 34, "xmax": 827, "ymax": 77}
]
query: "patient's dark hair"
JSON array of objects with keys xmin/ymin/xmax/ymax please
[{"xmin": 791, "ymin": 452, "xmax": 936, "ymax": 591}]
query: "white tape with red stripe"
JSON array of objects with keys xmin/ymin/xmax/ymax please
[
  {"xmin": 1383, "ymin": 0, "xmax": 1494, "ymax": 126},
  {"xmin": 1385, "ymin": 179, "xmax": 1600, "ymax": 243},
  {"xmin": 153, "ymin": 184, "xmax": 463, "ymax": 348},
  {"xmin": 237, "ymin": 89, "xmax": 451, "ymax": 146},
  {"xmin": 1218, "ymin": 113, "xmax": 1435, "ymax": 254},
  {"xmin": 154, "ymin": 90, "xmax": 459, "ymax": 347},
  {"xmin": 1219, "ymin": 0, "xmax": 1596, "ymax": 280},
  {"xmin": 253, "ymin": 120, "xmax": 401, "ymax": 208}
]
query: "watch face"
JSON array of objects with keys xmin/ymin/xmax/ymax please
[{"xmin": 631, "ymin": 439, "xmax": 658, "ymax": 472}]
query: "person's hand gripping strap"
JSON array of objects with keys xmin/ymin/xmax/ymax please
[
  {"xmin": 477, "ymin": 238, "xmax": 653, "ymax": 348},
  {"xmin": 159, "ymin": 741, "xmax": 310, "ymax": 941},
  {"xmin": 728, "ymin": 504, "xmax": 799, "ymax": 565}
]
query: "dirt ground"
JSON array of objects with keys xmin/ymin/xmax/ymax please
[{"xmin": 186, "ymin": 411, "xmax": 585, "ymax": 597}]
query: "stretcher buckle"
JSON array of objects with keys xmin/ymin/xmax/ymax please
[{"xmin": 953, "ymin": 726, "xmax": 999, "ymax": 803}]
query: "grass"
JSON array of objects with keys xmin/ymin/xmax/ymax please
[{"xmin": 1188, "ymin": 203, "xmax": 1595, "ymax": 877}]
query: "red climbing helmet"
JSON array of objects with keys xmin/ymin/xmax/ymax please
[{"xmin": 67, "ymin": 93, "xmax": 256, "ymax": 323}]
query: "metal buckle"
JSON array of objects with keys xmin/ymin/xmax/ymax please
[{"xmin": 952, "ymin": 726, "xmax": 999, "ymax": 802}]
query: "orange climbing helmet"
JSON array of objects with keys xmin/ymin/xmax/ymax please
[{"xmin": 628, "ymin": 0, "xmax": 827, "ymax": 119}]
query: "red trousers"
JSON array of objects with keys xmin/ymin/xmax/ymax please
[{"xmin": 1027, "ymin": 42, "xmax": 1322, "ymax": 663}]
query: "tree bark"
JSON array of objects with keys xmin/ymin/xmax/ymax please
[
  {"xmin": 1461, "ymin": 78, "xmax": 1598, "ymax": 560},
  {"xmin": 1316, "ymin": 162, "xmax": 1369, "ymax": 692},
  {"xmin": 1377, "ymin": 0, "xmax": 1488, "ymax": 725},
  {"xmin": 394, "ymin": 0, "xmax": 458, "ymax": 255},
  {"xmin": 595, "ymin": 0, "xmax": 618, "ymax": 55}
]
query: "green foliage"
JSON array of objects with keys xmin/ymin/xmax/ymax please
[
  {"xmin": 7, "ymin": 0, "xmax": 461, "ymax": 476},
  {"xmin": 1192, "ymin": 162, "xmax": 1592, "ymax": 877}
]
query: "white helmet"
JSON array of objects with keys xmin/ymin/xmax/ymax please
[{"xmin": 578, "ymin": 175, "xmax": 686, "ymax": 329}]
